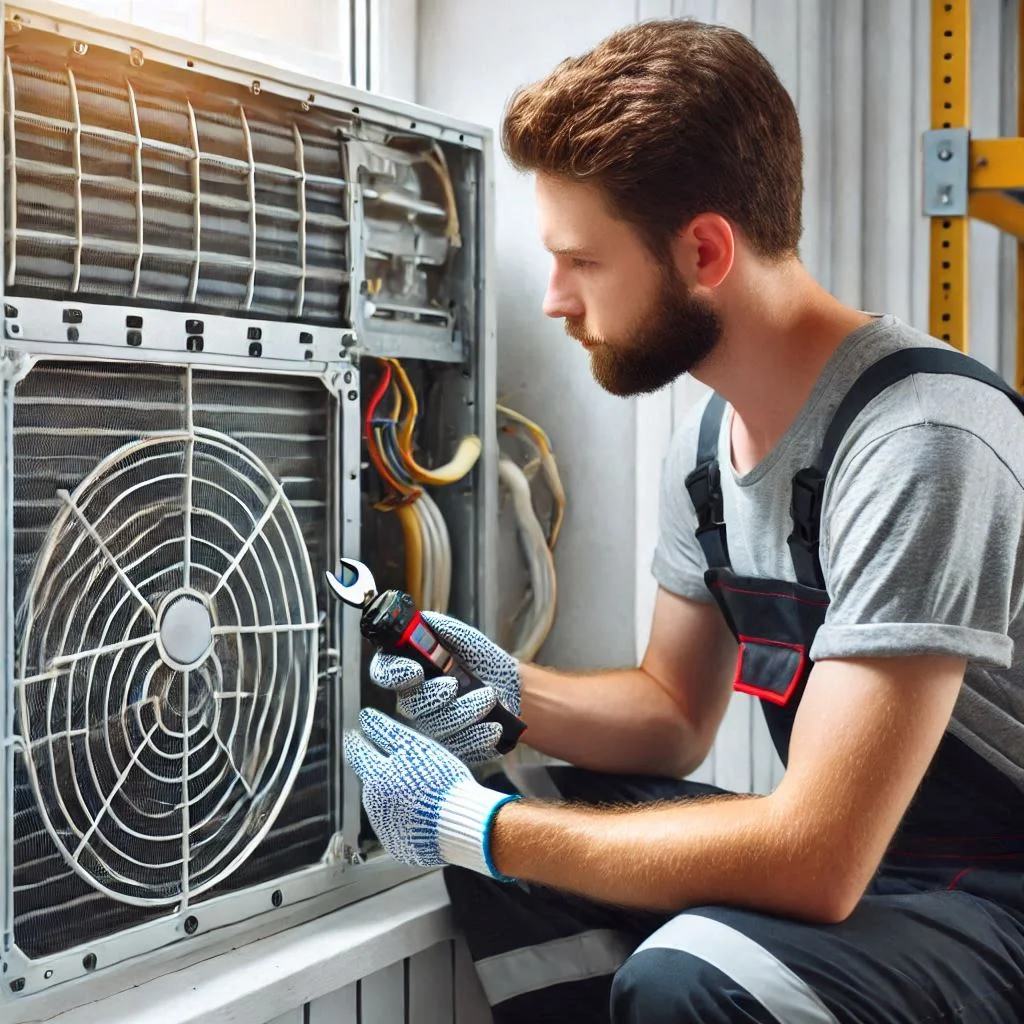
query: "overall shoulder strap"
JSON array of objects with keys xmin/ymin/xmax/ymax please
[
  {"xmin": 685, "ymin": 393, "xmax": 731, "ymax": 569},
  {"xmin": 788, "ymin": 346, "xmax": 1024, "ymax": 588}
]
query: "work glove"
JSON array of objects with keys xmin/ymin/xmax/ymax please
[
  {"xmin": 369, "ymin": 612, "xmax": 522, "ymax": 765},
  {"xmin": 344, "ymin": 707, "xmax": 519, "ymax": 877}
]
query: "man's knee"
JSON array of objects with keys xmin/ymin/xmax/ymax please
[{"xmin": 611, "ymin": 947, "xmax": 755, "ymax": 1024}]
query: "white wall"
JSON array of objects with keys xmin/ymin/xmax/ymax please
[{"xmin": 417, "ymin": 1, "xmax": 643, "ymax": 671}]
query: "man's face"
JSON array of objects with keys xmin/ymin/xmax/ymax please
[{"xmin": 535, "ymin": 174, "xmax": 722, "ymax": 396}]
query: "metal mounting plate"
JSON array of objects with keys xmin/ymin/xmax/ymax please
[{"xmin": 923, "ymin": 128, "xmax": 970, "ymax": 216}]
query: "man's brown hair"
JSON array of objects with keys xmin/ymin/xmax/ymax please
[{"xmin": 501, "ymin": 20, "xmax": 803, "ymax": 260}]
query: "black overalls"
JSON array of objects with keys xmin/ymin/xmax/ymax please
[
  {"xmin": 687, "ymin": 346, "xmax": 1024, "ymax": 765},
  {"xmin": 445, "ymin": 346, "xmax": 1024, "ymax": 1024}
]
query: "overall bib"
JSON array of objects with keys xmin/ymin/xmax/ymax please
[{"xmin": 685, "ymin": 346, "xmax": 1024, "ymax": 763}]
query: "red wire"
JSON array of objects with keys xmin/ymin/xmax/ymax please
[{"xmin": 364, "ymin": 361, "xmax": 420, "ymax": 504}]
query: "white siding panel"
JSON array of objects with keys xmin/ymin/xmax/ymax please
[
  {"xmin": 309, "ymin": 984, "xmax": 358, "ymax": 1024},
  {"xmin": 831, "ymin": 0, "xmax": 865, "ymax": 308},
  {"xmin": 359, "ymin": 961, "xmax": 406, "ymax": 1024},
  {"xmin": 266, "ymin": 1012, "xmax": 303, "ymax": 1024},
  {"xmin": 408, "ymin": 943, "xmax": 455, "ymax": 1024},
  {"xmin": 712, "ymin": 0, "xmax": 754, "ymax": 34}
]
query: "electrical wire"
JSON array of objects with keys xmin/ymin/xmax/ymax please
[
  {"xmin": 418, "ymin": 490, "xmax": 452, "ymax": 611},
  {"xmin": 497, "ymin": 403, "xmax": 565, "ymax": 549},
  {"xmin": 499, "ymin": 456, "xmax": 557, "ymax": 661},
  {"xmin": 496, "ymin": 404, "xmax": 565, "ymax": 661},
  {"xmin": 423, "ymin": 143, "xmax": 462, "ymax": 249},
  {"xmin": 365, "ymin": 356, "xmax": 479, "ymax": 613}
]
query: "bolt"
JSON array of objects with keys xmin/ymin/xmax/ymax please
[
  {"xmin": 184, "ymin": 916, "xmax": 199, "ymax": 935},
  {"xmin": 938, "ymin": 148, "xmax": 953, "ymax": 161},
  {"xmin": 939, "ymin": 188, "xmax": 952, "ymax": 205},
  {"xmin": 272, "ymin": 889, "xmax": 283, "ymax": 907},
  {"xmin": 72, "ymin": 41, "xmax": 88, "ymax": 56},
  {"xmin": 347, "ymin": 389, "xmax": 358, "ymax": 401},
  {"xmin": 44, "ymin": 969, "xmax": 53, "ymax": 980},
  {"xmin": 130, "ymin": 48, "xmax": 144, "ymax": 68},
  {"xmin": 301, "ymin": 101, "xmax": 310, "ymax": 112},
  {"xmin": 82, "ymin": 953, "xmax": 97, "ymax": 972},
  {"xmin": 251, "ymin": 80, "xmax": 262, "ymax": 96},
  {"xmin": 976, "ymin": 156, "xmax": 989, "ymax": 168},
  {"xmin": 343, "ymin": 371, "xmax": 353, "ymax": 384}
]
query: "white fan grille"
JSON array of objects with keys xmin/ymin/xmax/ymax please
[{"xmin": 15, "ymin": 410, "xmax": 319, "ymax": 906}]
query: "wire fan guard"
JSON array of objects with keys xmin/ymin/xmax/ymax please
[{"xmin": 15, "ymin": 425, "xmax": 319, "ymax": 906}]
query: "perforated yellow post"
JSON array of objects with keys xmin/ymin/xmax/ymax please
[{"xmin": 929, "ymin": 0, "xmax": 970, "ymax": 351}]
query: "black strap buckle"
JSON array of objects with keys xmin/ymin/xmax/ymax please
[
  {"xmin": 685, "ymin": 459, "xmax": 724, "ymax": 530},
  {"xmin": 685, "ymin": 459, "xmax": 730, "ymax": 568},
  {"xmin": 787, "ymin": 466, "xmax": 826, "ymax": 589}
]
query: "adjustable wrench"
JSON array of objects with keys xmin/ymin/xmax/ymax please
[{"xmin": 326, "ymin": 558, "xmax": 526, "ymax": 754}]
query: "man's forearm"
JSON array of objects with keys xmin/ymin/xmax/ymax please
[
  {"xmin": 488, "ymin": 794, "xmax": 847, "ymax": 924},
  {"xmin": 517, "ymin": 663, "xmax": 706, "ymax": 776}
]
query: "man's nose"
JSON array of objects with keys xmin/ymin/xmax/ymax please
[{"xmin": 542, "ymin": 264, "xmax": 584, "ymax": 320}]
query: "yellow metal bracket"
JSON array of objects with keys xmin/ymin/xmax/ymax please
[{"xmin": 928, "ymin": 0, "xmax": 1024, "ymax": 387}]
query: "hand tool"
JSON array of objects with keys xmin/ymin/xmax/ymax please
[{"xmin": 326, "ymin": 558, "xmax": 526, "ymax": 754}]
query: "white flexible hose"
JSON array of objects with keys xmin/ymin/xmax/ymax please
[
  {"xmin": 417, "ymin": 491, "xmax": 451, "ymax": 613},
  {"xmin": 498, "ymin": 456, "xmax": 557, "ymax": 661},
  {"xmin": 427, "ymin": 492, "xmax": 452, "ymax": 612},
  {"xmin": 416, "ymin": 498, "xmax": 436, "ymax": 615}
]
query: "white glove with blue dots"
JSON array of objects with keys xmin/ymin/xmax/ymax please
[
  {"xmin": 369, "ymin": 612, "xmax": 522, "ymax": 765},
  {"xmin": 344, "ymin": 707, "xmax": 519, "ymax": 877}
]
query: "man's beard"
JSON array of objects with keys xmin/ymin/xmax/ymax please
[{"xmin": 564, "ymin": 271, "xmax": 722, "ymax": 397}]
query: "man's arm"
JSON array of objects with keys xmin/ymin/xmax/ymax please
[
  {"xmin": 491, "ymin": 652, "xmax": 965, "ymax": 923},
  {"xmin": 517, "ymin": 587, "xmax": 737, "ymax": 777}
]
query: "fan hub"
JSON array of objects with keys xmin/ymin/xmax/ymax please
[{"xmin": 158, "ymin": 592, "xmax": 214, "ymax": 669}]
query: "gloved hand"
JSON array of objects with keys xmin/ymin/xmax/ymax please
[
  {"xmin": 344, "ymin": 707, "xmax": 519, "ymax": 877},
  {"xmin": 369, "ymin": 612, "xmax": 522, "ymax": 764}
]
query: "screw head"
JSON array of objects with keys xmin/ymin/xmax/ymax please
[
  {"xmin": 272, "ymin": 889, "xmax": 283, "ymax": 907},
  {"xmin": 129, "ymin": 47, "xmax": 144, "ymax": 67},
  {"xmin": 938, "ymin": 148, "xmax": 953, "ymax": 161},
  {"xmin": 72, "ymin": 41, "xmax": 88, "ymax": 56},
  {"xmin": 184, "ymin": 916, "xmax": 199, "ymax": 935},
  {"xmin": 82, "ymin": 953, "xmax": 97, "ymax": 972},
  {"xmin": 251, "ymin": 80, "xmax": 262, "ymax": 95}
]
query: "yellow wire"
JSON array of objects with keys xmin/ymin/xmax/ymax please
[
  {"xmin": 387, "ymin": 358, "xmax": 482, "ymax": 485},
  {"xmin": 497, "ymin": 403, "xmax": 552, "ymax": 453},
  {"xmin": 497, "ymin": 403, "xmax": 565, "ymax": 550}
]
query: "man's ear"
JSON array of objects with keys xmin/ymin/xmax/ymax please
[{"xmin": 671, "ymin": 213, "xmax": 735, "ymax": 291}]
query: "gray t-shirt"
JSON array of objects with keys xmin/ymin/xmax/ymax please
[{"xmin": 652, "ymin": 314, "xmax": 1024, "ymax": 792}]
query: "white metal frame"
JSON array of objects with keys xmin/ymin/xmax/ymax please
[{"xmin": 0, "ymin": 0, "xmax": 499, "ymax": 1015}]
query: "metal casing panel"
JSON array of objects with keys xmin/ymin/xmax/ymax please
[{"xmin": 0, "ymin": 1, "xmax": 497, "ymax": 1015}]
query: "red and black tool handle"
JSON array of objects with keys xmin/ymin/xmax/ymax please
[{"xmin": 361, "ymin": 589, "xmax": 526, "ymax": 755}]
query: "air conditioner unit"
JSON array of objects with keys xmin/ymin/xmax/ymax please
[{"xmin": 0, "ymin": 2, "xmax": 497, "ymax": 1016}]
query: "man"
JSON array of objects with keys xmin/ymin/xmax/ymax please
[{"xmin": 344, "ymin": 19, "xmax": 1024, "ymax": 1023}]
